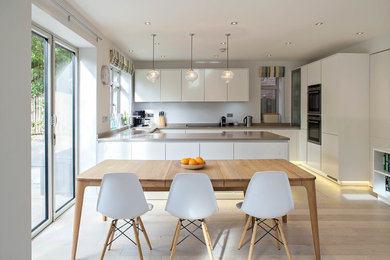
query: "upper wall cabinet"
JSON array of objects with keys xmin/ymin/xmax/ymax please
[
  {"xmin": 161, "ymin": 69, "xmax": 182, "ymax": 102},
  {"xmin": 135, "ymin": 69, "xmax": 161, "ymax": 102},
  {"xmin": 307, "ymin": 61, "xmax": 321, "ymax": 85},
  {"xmin": 181, "ymin": 69, "xmax": 205, "ymax": 102},
  {"xmin": 205, "ymin": 69, "xmax": 227, "ymax": 101},
  {"xmin": 228, "ymin": 68, "xmax": 249, "ymax": 101}
]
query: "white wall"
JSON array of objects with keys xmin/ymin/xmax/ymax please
[
  {"xmin": 134, "ymin": 60, "xmax": 304, "ymax": 124},
  {"xmin": 79, "ymin": 48, "xmax": 97, "ymax": 172},
  {"xmin": 0, "ymin": 0, "xmax": 32, "ymax": 259}
]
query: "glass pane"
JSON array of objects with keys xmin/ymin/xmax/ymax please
[
  {"xmin": 54, "ymin": 43, "xmax": 75, "ymax": 212},
  {"xmin": 261, "ymin": 89, "xmax": 277, "ymax": 112},
  {"xmin": 31, "ymin": 32, "xmax": 48, "ymax": 229},
  {"xmin": 291, "ymin": 69, "xmax": 301, "ymax": 126}
]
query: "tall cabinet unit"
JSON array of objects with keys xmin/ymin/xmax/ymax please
[
  {"xmin": 297, "ymin": 65, "xmax": 308, "ymax": 163},
  {"xmin": 321, "ymin": 53, "xmax": 369, "ymax": 183}
]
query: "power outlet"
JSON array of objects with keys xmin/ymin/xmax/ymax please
[
  {"xmin": 227, "ymin": 113, "xmax": 233, "ymax": 118},
  {"xmin": 102, "ymin": 116, "xmax": 108, "ymax": 123}
]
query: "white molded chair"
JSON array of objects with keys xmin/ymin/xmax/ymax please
[
  {"xmin": 237, "ymin": 171, "xmax": 294, "ymax": 260},
  {"xmin": 165, "ymin": 173, "xmax": 219, "ymax": 260},
  {"xmin": 97, "ymin": 173, "xmax": 153, "ymax": 260}
]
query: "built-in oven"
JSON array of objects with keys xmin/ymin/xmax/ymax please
[
  {"xmin": 308, "ymin": 84, "xmax": 321, "ymax": 114},
  {"xmin": 308, "ymin": 115, "xmax": 321, "ymax": 145}
]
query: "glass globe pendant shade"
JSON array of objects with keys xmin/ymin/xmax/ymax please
[
  {"xmin": 185, "ymin": 69, "xmax": 198, "ymax": 82},
  {"xmin": 146, "ymin": 69, "xmax": 160, "ymax": 83},
  {"xmin": 221, "ymin": 69, "xmax": 234, "ymax": 83}
]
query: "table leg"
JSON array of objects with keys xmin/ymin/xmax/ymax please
[
  {"xmin": 71, "ymin": 181, "xmax": 87, "ymax": 260},
  {"xmin": 303, "ymin": 180, "xmax": 321, "ymax": 260},
  {"xmin": 282, "ymin": 215, "xmax": 287, "ymax": 223}
]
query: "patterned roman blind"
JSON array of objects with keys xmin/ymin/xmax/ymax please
[
  {"xmin": 259, "ymin": 66, "xmax": 285, "ymax": 78},
  {"xmin": 110, "ymin": 49, "xmax": 135, "ymax": 75}
]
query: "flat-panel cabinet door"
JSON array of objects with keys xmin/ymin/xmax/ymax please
[
  {"xmin": 200, "ymin": 142, "xmax": 234, "ymax": 160},
  {"xmin": 135, "ymin": 69, "xmax": 161, "ymax": 102},
  {"xmin": 307, "ymin": 142, "xmax": 321, "ymax": 171},
  {"xmin": 321, "ymin": 133, "xmax": 339, "ymax": 180},
  {"xmin": 131, "ymin": 142, "xmax": 165, "ymax": 160},
  {"xmin": 161, "ymin": 69, "xmax": 182, "ymax": 102},
  {"xmin": 322, "ymin": 56, "xmax": 339, "ymax": 135},
  {"xmin": 272, "ymin": 130, "xmax": 297, "ymax": 161},
  {"xmin": 182, "ymin": 69, "xmax": 205, "ymax": 101},
  {"xmin": 228, "ymin": 68, "xmax": 249, "ymax": 101},
  {"xmin": 300, "ymin": 65, "xmax": 308, "ymax": 129},
  {"xmin": 97, "ymin": 142, "xmax": 131, "ymax": 162},
  {"xmin": 166, "ymin": 142, "xmax": 199, "ymax": 160},
  {"xmin": 308, "ymin": 61, "xmax": 321, "ymax": 85},
  {"xmin": 234, "ymin": 142, "xmax": 289, "ymax": 160},
  {"xmin": 204, "ymin": 69, "xmax": 227, "ymax": 101}
]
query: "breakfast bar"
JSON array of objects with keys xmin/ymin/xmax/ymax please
[{"xmin": 71, "ymin": 159, "xmax": 320, "ymax": 260}]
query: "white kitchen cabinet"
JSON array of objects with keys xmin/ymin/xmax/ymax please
[
  {"xmin": 135, "ymin": 69, "xmax": 161, "ymax": 102},
  {"xmin": 300, "ymin": 65, "xmax": 308, "ymax": 129},
  {"xmin": 181, "ymin": 69, "xmax": 205, "ymax": 101},
  {"xmin": 272, "ymin": 130, "xmax": 297, "ymax": 161},
  {"xmin": 234, "ymin": 142, "xmax": 289, "ymax": 160},
  {"xmin": 321, "ymin": 133, "xmax": 339, "ymax": 180},
  {"xmin": 297, "ymin": 129, "xmax": 307, "ymax": 163},
  {"xmin": 307, "ymin": 142, "xmax": 321, "ymax": 171},
  {"xmin": 199, "ymin": 142, "xmax": 234, "ymax": 160},
  {"xmin": 166, "ymin": 142, "xmax": 199, "ymax": 160},
  {"xmin": 161, "ymin": 69, "xmax": 182, "ymax": 102},
  {"xmin": 322, "ymin": 56, "xmax": 339, "ymax": 135},
  {"xmin": 204, "ymin": 69, "xmax": 227, "ymax": 101},
  {"xmin": 307, "ymin": 61, "xmax": 321, "ymax": 85},
  {"xmin": 97, "ymin": 142, "xmax": 131, "ymax": 162},
  {"xmin": 228, "ymin": 68, "xmax": 249, "ymax": 101},
  {"xmin": 131, "ymin": 142, "xmax": 165, "ymax": 160}
]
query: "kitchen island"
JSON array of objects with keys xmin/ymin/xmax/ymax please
[{"xmin": 97, "ymin": 128, "xmax": 290, "ymax": 161}]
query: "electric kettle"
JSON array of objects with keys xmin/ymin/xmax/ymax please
[{"xmin": 243, "ymin": 116, "xmax": 253, "ymax": 127}]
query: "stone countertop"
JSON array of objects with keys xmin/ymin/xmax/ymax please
[
  {"xmin": 159, "ymin": 123, "xmax": 299, "ymax": 129},
  {"xmin": 98, "ymin": 129, "xmax": 290, "ymax": 142}
]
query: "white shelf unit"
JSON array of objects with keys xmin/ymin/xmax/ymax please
[{"xmin": 373, "ymin": 149, "xmax": 390, "ymax": 205}]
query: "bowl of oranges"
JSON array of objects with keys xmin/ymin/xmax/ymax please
[{"xmin": 180, "ymin": 157, "xmax": 205, "ymax": 170}]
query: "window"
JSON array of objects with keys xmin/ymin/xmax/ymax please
[
  {"xmin": 261, "ymin": 77, "xmax": 279, "ymax": 121},
  {"xmin": 110, "ymin": 67, "xmax": 121, "ymax": 129}
]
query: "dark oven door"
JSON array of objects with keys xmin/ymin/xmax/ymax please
[
  {"xmin": 308, "ymin": 84, "xmax": 321, "ymax": 114},
  {"xmin": 308, "ymin": 115, "xmax": 321, "ymax": 145}
]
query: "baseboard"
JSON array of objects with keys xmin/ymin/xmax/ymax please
[
  {"xmin": 378, "ymin": 195, "xmax": 390, "ymax": 205},
  {"xmin": 339, "ymin": 181, "xmax": 370, "ymax": 186}
]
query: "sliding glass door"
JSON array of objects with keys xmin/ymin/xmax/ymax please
[
  {"xmin": 53, "ymin": 43, "xmax": 76, "ymax": 212},
  {"xmin": 31, "ymin": 27, "xmax": 77, "ymax": 234}
]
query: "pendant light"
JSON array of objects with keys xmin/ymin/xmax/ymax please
[
  {"xmin": 185, "ymin": 33, "xmax": 198, "ymax": 82},
  {"xmin": 146, "ymin": 34, "xmax": 160, "ymax": 83},
  {"xmin": 221, "ymin": 33, "xmax": 234, "ymax": 83}
]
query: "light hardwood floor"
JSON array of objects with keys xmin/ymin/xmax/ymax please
[{"xmin": 32, "ymin": 171, "xmax": 390, "ymax": 260}]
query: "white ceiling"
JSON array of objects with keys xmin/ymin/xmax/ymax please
[{"xmin": 65, "ymin": 0, "xmax": 390, "ymax": 61}]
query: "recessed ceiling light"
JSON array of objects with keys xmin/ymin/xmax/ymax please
[
  {"xmin": 231, "ymin": 22, "xmax": 238, "ymax": 25},
  {"xmin": 129, "ymin": 50, "xmax": 134, "ymax": 53},
  {"xmin": 267, "ymin": 54, "xmax": 272, "ymax": 57},
  {"xmin": 160, "ymin": 55, "xmax": 166, "ymax": 58},
  {"xmin": 315, "ymin": 22, "xmax": 324, "ymax": 26},
  {"xmin": 220, "ymin": 42, "xmax": 226, "ymax": 45},
  {"xmin": 285, "ymin": 41, "xmax": 292, "ymax": 45},
  {"xmin": 154, "ymin": 42, "xmax": 160, "ymax": 46},
  {"xmin": 144, "ymin": 22, "xmax": 151, "ymax": 25},
  {"xmin": 356, "ymin": 32, "xmax": 364, "ymax": 35}
]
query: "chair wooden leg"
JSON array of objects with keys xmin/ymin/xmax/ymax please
[
  {"xmin": 278, "ymin": 218, "xmax": 292, "ymax": 260},
  {"xmin": 272, "ymin": 219, "xmax": 281, "ymax": 250},
  {"xmin": 100, "ymin": 222, "xmax": 114, "ymax": 260},
  {"xmin": 248, "ymin": 218, "xmax": 258, "ymax": 260},
  {"xmin": 138, "ymin": 217, "xmax": 152, "ymax": 250},
  {"xmin": 238, "ymin": 216, "xmax": 252, "ymax": 249},
  {"xmin": 108, "ymin": 220, "xmax": 118, "ymax": 251},
  {"xmin": 132, "ymin": 218, "xmax": 143, "ymax": 260},
  {"xmin": 170, "ymin": 219, "xmax": 182, "ymax": 260},
  {"xmin": 202, "ymin": 219, "xmax": 213, "ymax": 250},
  {"xmin": 170, "ymin": 220, "xmax": 181, "ymax": 251},
  {"xmin": 201, "ymin": 220, "xmax": 214, "ymax": 260}
]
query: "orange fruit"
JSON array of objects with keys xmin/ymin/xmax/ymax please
[
  {"xmin": 181, "ymin": 158, "xmax": 190, "ymax": 165},
  {"xmin": 195, "ymin": 157, "xmax": 204, "ymax": 165},
  {"xmin": 188, "ymin": 159, "xmax": 198, "ymax": 165}
]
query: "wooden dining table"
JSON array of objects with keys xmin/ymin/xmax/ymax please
[{"xmin": 71, "ymin": 159, "xmax": 320, "ymax": 260}]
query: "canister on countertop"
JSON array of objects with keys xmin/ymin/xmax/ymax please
[{"xmin": 157, "ymin": 111, "xmax": 166, "ymax": 127}]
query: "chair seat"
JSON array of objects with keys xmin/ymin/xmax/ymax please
[{"xmin": 236, "ymin": 202, "xmax": 243, "ymax": 210}]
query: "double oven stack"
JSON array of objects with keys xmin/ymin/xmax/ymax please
[{"xmin": 307, "ymin": 84, "xmax": 321, "ymax": 145}]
